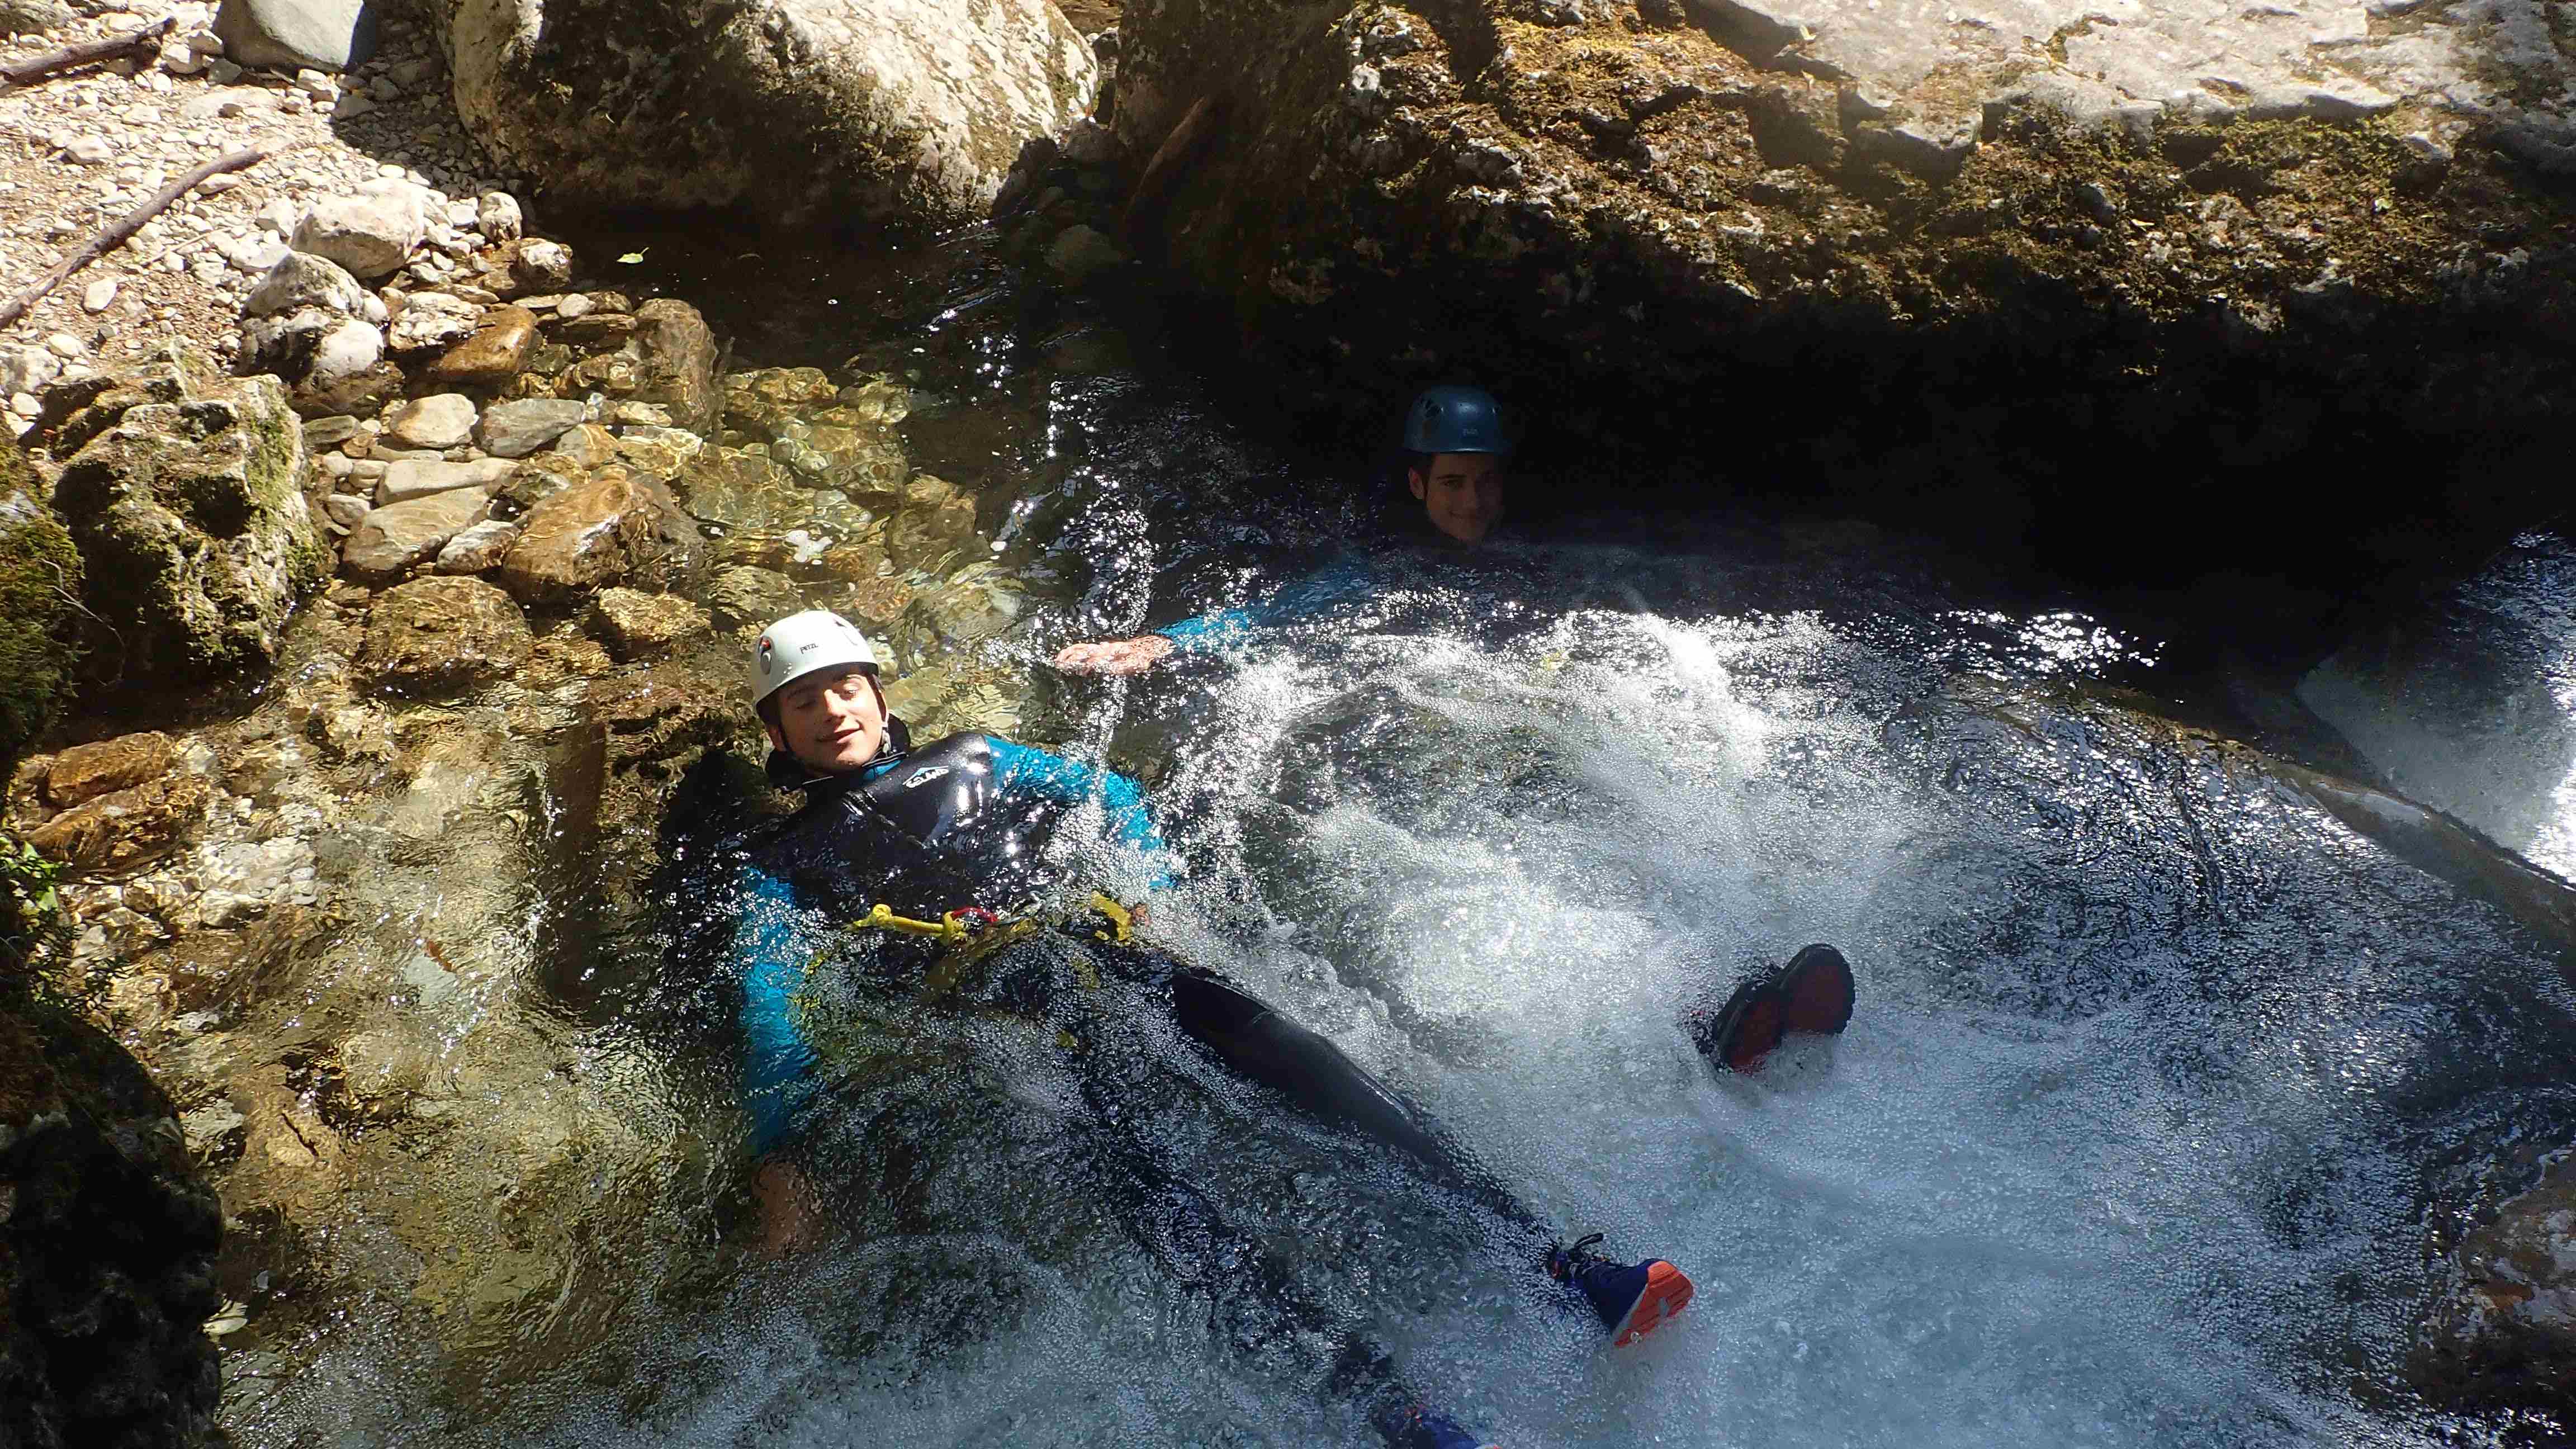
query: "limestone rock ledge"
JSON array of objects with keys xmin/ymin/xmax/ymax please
[
  {"xmin": 1113, "ymin": 0, "xmax": 2576, "ymax": 357},
  {"xmin": 1107, "ymin": 0, "xmax": 2576, "ymax": 592}
]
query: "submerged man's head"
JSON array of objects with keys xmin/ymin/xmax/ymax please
[
  {"xmin": 1401, "ymin": 385, "xmax": 1509, "ymax": 545},
  {"xmin": 751, "ymin": 610, "xmax": 889, "ymax": 775},
  {"xmin": 1408, "ymin": 451, "xmax": 1505, "ymax": 544}
]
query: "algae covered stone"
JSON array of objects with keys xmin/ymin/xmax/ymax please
[
  {"xmin": 496, "ymin": 467, "xmax": 689, "ymax": 603},
  {"xmin": 586, "ymin": 587, "xmax": 709, "ymax": 662},
  {"xmin": 0, "ymin": 444, "xmax": 80, "ymax": 776},
  {"xmin": 47, "ymin": 364, "xmax": 325, "ymax": 688}
]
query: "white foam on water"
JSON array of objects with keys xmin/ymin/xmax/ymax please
[{"xmin": 230, "ymin": 548, "xmax": 2576, "ymax": 1449}]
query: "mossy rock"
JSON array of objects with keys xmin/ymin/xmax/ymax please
[
  {"xmin": 49, "ymin": 366, "xmax": 324, "ymax": 689},
  {"xmin": 0, "ymin": 442, "xmax": 80, "ymax": 780}
]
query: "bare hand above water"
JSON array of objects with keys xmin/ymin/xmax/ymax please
[{"xmin": 1052, "ymin": 634, "xmax": 1176, "ymax": 675}]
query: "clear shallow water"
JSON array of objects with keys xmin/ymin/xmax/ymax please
[{"xmin": 229, "ymin": 225, "xmax": 2576, "ymax": 1447}]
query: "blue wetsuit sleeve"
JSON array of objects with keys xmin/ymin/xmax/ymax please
[
  {"xmin": 1156, "ymin": 605, "xmax": 1257, "ymax": 654},
  {"xmin": 987, "ymin": 737, "xmax": 1175, "ymax": 886},
  {"xmin": 736, "ymin": 864, "xmax": 822, "ymax": 1158},
  {"xmin": 1155, "ymin": 552, "xmax": 1378, "ymax": 654}
]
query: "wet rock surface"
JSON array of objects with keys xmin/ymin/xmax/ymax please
[
  {"xmin": 586, "ymin": 586, "xmax": 709, "ymax": 662},
  {"xmin": 43, "ymin": 732, "xmax": 178, "ymax": 810},
  {"xmin": 2415, "ymin": 1154, "xmax": 2576, "ymax": 1417},
  {"xmin": 358, "ymin": 575, "xmax": 534, "ymax": 695},
  {"xmin": 495, "ymin": 467, "xmax": 692, "ymax": 603},
  {"xmin": 340, "ymin": 483, "xmax": 491, "ymax": 583},
  {"xmin": 0, "ymin": 996, "xmax": 225, "ymax": 1449}
]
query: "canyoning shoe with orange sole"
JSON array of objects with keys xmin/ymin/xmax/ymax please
[
  {"xmin": 1547, "ymin": 1233, "xmax": 1697, "ymax": 1347},
  {"xmin": 1688, "ymin": 943, "xmax": 1856, "ymax": 1074}
]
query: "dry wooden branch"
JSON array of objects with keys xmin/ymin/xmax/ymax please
[
  {"xmin": 0, "ymin": 146, "xmax": 272, "ymax": 332},
  {"xmin": 0, "ymin": 15, "xmax": 175, "ymax": 88}
]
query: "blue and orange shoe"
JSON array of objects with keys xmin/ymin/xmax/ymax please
[
  {"xmin": 1688, "ymin": 943, "xmax": 1856, "ymax": 1074},
  {"xmin": 1546, "ymin": 1232, "xmax": 1695, "ymax": 1347},
  {"xmin": 1374, "ymin": 1401, "xmax": 1501, "ymax": 1448}
]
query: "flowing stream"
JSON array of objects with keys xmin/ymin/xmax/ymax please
[{"xmin": 224, "ymin": 223, "xmax": 2576, "ymax": 1448}]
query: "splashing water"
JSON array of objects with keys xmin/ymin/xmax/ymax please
[{"xmin": 224, "ymin": 233, "xmax": 2575, "ymax": 1449}]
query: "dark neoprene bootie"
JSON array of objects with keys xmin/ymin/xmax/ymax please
[{"xmin": 1687, "ymin": 944, "xmax": 1855, "ymax": 1073}]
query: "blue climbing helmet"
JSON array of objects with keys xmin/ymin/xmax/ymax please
[{"xmin": 1401, "ymin": 385, "xmax": 1509, "ymax": 455}]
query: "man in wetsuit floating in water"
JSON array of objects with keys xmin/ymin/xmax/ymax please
[
  {"xmin": 732, "ymin": 608, "xmax": 1697, "ymax": 1448},
  {"xmin": 1052, "ymin": 386, "xmax": 1862, "ymax": 1077}
]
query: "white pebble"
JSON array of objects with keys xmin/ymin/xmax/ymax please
[{"xmin": 82, "ymin": 279, "xmax": 117, "ymax": 313}]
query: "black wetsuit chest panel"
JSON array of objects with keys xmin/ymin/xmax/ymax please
[
  {"xmin": 754, "ymin": 733, "xmax": 1066, "ymax": 921},
  {"xmin": 850, "ymin": 733, "xmax": 1001, "ymax": 845}
]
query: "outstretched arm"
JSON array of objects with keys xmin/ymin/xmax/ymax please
[
  {"xmin": 1052, "ymin": 552, "xmax": 1380, "ymax": 673},
  {"xmin": 987, "ymin": 737, "xmax": 1175, "ymax": 888}
]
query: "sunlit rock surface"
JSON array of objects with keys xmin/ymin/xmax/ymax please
[
  {"xmin": 1114, "ymin": 0, "xmax": 2576, "ymax": 342},
  {"xmin": 422, "ymin": 0, "xmax": 1098, "ymax": 222},
  {"xmin": 39, "ymin": 356, "xmax": 325, "ymax": 688}
]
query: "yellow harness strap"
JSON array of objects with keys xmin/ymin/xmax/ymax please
[
  {"xmin": 856, "ymin": 903, "xmax": 985, "ymax": 941},
  {"xmin": 1086, "ymin": 893, "xmax": 1135, "ymax": 944}
]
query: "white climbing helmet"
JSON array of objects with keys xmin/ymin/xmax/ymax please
[{"xmin": 749, "ymin": 609, "xmax": 880, "ymax": 707}]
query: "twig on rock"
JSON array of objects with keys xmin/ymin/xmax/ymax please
[
  {"xmin": 0, "ymin": 15, "xmax": 175, "ymax": 88},
  {"xmin": 0, "ymin": 146, "xmax": 274, "ymax": 332}
]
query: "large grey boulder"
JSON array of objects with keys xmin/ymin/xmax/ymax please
[
  {"xmin": 46, "ymin": 358, "xmax": 326, "ymax": 686},
  {"xmin": 214, "ymin": 0, "xmax": 379, "ymax": 72},
  {"xmin": 422, "ymin": 0, "xmax": 1097, "ymax": 222}
]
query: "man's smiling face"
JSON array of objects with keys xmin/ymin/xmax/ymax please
[{"xmin": 766, "ymin": 665, "xmax": 887, "ymax": 774}]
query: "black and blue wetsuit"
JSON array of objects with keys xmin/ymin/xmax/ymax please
[
  {"xmin": 735, "ymin": 722, "xmax": 1545, "ymax": 1220},
  {"xmin": 737, "ymin": 727, "xmax": 1170, "ymax": 1155},
  {"xmin": 726, "ymin": 721, "xmax": 1588, "ymax": 1439}
]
